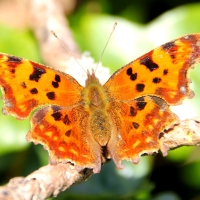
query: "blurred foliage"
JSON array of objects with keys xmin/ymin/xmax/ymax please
[{"xmin": 1, "ymin": 1, "xmax": 200, "ymax": 200}]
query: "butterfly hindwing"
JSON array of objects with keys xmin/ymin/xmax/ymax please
[
  {"xmin": 27, "ymin": 105, "xmax": 102, "ymax": 173},
  {"xmin": 107, "ymin": 96, "xmax": 179, "ymax": 167}
]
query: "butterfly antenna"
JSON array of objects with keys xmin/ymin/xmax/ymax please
[
  {"xmin": 51, "ymin": 30, "xmax": 87, "ymax": 73},
  {"xmin": 94, "ymin": 22, "xmax": 117, "ymax": 73}
]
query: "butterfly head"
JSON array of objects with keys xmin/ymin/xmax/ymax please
[{"xmin": 85, "ymin": 69, "xmax": 100, "ymax": 86}]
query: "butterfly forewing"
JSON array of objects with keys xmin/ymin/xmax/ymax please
[
  {"xmin": 104, "ymin": 34, "xmax": 200, "ymax": 105},
  {"xmin": 0, "ymin": 53, "xmax": 84, "ymax": 119}
]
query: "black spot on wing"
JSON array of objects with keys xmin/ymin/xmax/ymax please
[
  {"xmin": 130, "ymin": 106, "xmax": 137, "ymax": 116},
  {"xmin": 7, "ymin": 56, "xmax": 22, "ymax": 63},
  {"xmin": 127, "ymin": 68, "xmax": 132, "ymax": 75},
  {"xmin": 55, "ymin": 74, "xmax": 61, "ymax": 82},
  {"xmin": 162, "ymin": 41, "xmax": 175, "ymax": 50},
  {"xmin": 136, "ymin": 101, "xmax": 147, "ymax": 110},
  {"xmin": 52, "ymin": 74, "xmax": 61, "ymax": 88},
  {"xmin": 30, "ymin": 88, "xmax": 38, "ymax": 94},
  {"xmin": 51, "ymin": 112, "xmax": 62, "ymax": 121},
  {"xmin": 63, "ymin": 114, "xmax": 71, "ymax": 125},
  {"xmin": 132, "ymin": 122, "xmax": 139, "ymax": 129},
  {"xmin": 65, "ymin": 130, "xmax": 71, "ymax": 137},
  {"xmin": 29, "ymin": 66, "xmax": 46, "ymax": 82},
  {"xmin": 126, "ymin": 67, "xmax": 137, "ymax": 81},
  {"xmin": 163, "ymin": 69, "xmax": 168, "ymax": 75},
  {"xmin": 46, "ymin": 92, "xmax": 55, "ymax": 100},
  {"xmin": 52, "ymin": 81, "xmax": 59, "ymax": 88},
  {"xmin": 162, "ymin": 41, "xmax": 178, "ymax": 60},
  {"xmin": 153, "ymin": 77, "xmax": 161, "ymax": 83},
  {"xmin": 130, "ymin": 73, "xmax": 137, "ymax": 81},
  {"xmin": 136, "ymin": 84, "xmax": 145, "ymax": 92},
  {"xmin": 140, "ymin": 56, "xmax": 159, "ymax": 71}
]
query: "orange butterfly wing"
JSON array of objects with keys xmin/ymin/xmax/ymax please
[
  {"xmin": 0, "ymin": 53, "xmax": 83, "ymax": 118},
  {"xmin": 0, "ymin": 53, "xmax": 101, "ymax": 172},
  {"xmin": 105, "ymin": 34, "xmax": 200, "ymax": 104},
  {"xmin": 27, "ymin": 105, "xmax": 102, "ymax": 173},
  {"xmin": 104, "ymin": 34, "xmax": 200, "ymax": 167}
]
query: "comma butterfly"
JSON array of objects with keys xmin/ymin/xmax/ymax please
[{"xmin": 0, "ymin": 34, "xmax": 200, "ymax": 173}]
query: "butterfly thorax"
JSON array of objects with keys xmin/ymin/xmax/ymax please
[{"xmin": 83, "ymin": 72, "xmax": 111, "ymax": 146}]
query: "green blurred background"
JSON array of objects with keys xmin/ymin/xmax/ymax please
[{"xmin": 1, "ymin": 0, "xmax": 200, "ymax": 199}]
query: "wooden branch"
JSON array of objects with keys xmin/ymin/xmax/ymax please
[
  {"xmin": 0, "ymin": 163, "xmax": 93, "ymax": 200},
  {"xmin": 28, "ymin": 0, "xmax": 81, "ymax": 72},
  {"xmin": 161, "ymin": 117, "xmax": 200, "ymax": 150}
]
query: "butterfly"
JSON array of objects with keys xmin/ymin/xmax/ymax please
[{"xmin": 0, "ymin": 34, "xmax": 199, "ymax": 173}]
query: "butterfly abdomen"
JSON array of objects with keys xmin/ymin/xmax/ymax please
[{"xmin": 90, "ymin": 110, "xmax": 111, "ymax": 146}]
